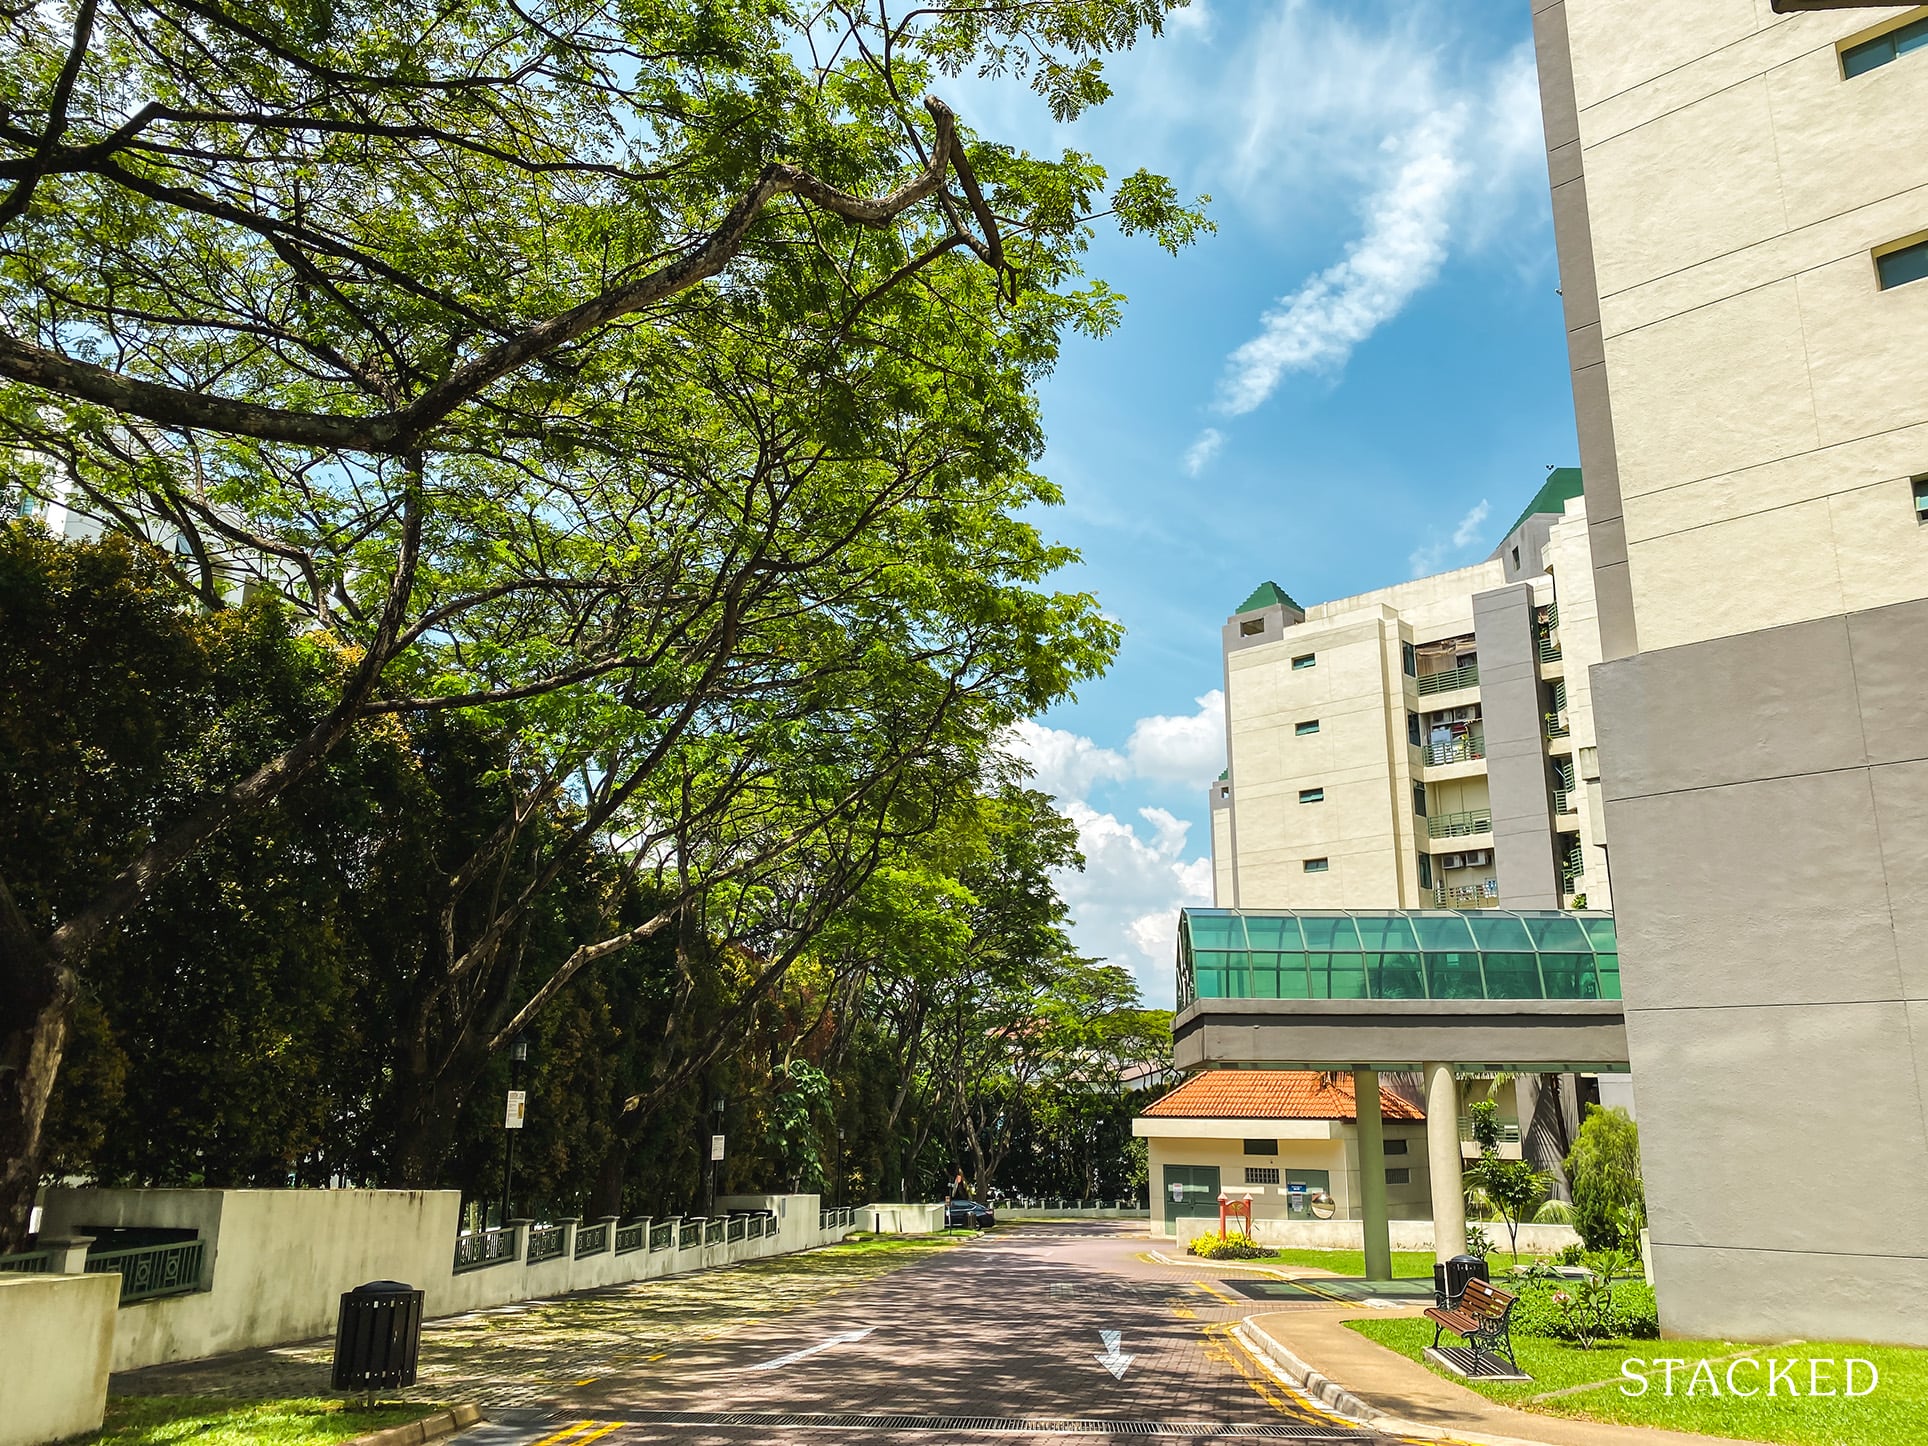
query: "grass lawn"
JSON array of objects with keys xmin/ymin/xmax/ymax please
[
  {"xmin": 1349, "ymin": 1316, "xmax": 1928, "ymax": 1446},
  {"xmin": 87, "ymin": 1397, "xmax": 438, "ymax": 1446},
  {"xmin": 1188, "ymin": 1245, "xmax": 1437, "ymax": 1278}
]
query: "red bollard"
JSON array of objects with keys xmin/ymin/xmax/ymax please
[{"xmin": 1218, "ymin": 1193, "xmax": 1230, "ymax": 1239}]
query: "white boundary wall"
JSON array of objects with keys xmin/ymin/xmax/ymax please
[
  {"xmin": 1173, "ymin": 1215, "xmax": 1581, "ymax": 1255},
  {"xmin": 34, "ymin": 1188, "xmax": 859, "ymax": 1373},
  {"xmin": 0, "ymin": 1272, "xmax": 119, "ymax": 1446}
]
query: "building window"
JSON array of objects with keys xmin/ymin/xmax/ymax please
[
  {"xmin": 1876, "ymin": 236, "xmax": 1928, "ymax": 291},
  {"xmin": 1240, "ymin": 617, "xmax": 1266, "ymax": 636},
  {"xmin": 1511, "ymin": 545, "xmax": 1521, "ymax": 569},
  {"xmin": 1401, "ymin": 641, "xmax": 1416, "ymax": 677},
  {"xmin": 1417, "ymin": 853, "xmax": 1433, "ymax": 889},
  {"xmin": 1243, "ymin": 1138, "xmax": 1278, "ymax": 1156},
  {"xmin": 1412, "ymin": 782, "xmax": 1427, "ymax": 817},
  {"xmin": 1303, "ymin": 857, "xmax": 1329, "ymax": 873},
  {"xmin": 1384, "ymin": 1139, "xmax": 1408, "ymax": 1156},
  {"xmin": 1299, "ymin": 787, "xmax": 1324, "ymax": 804},
  {"xmin": 1385, "ymin": 1168, "xmax": 1411, "ymax": 1186},
  {"xmin": 1841, "ymin": 14, "xmax": 1928, "ymax": 78},
  {"xmin": 1292, "ymin": 653, "xmax": 1316, "ymax": 670},
  {"xmin": 1407, "ymin": 711, "xmax": 1422, "ymax": 747},
  {"xmin": 1914, "ymin": 475, "xmax": 1928, "ymax": 525},
  {"xmin": 1244, "ymin": 1167, "xmax": 1281, "ymax": 1186},
  {"xmin": 1296, "ymin": 719, "xmax": 1320, "ymax": 736}
]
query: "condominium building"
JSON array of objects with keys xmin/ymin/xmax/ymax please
[
  {"xmin": 1533, "ymin": 0, "xmax": 1928, "ymax": 1343},
  {"xmin": 1209, "ymin": 471, "xmax": 1611, "ymax": 919}
]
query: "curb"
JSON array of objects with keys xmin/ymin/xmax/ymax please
[
  {"xmin": 1232, "ymin": 1321, "xmax": 1381, "ymax": 1426},
  {"xmin": 347, "ymin": 1403, "xmax": 484, "ymax": 1446}
]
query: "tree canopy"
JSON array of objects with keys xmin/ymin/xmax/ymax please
[{"xmin": 0, "ymin": 0, "xmax": 1206, "ymax": 1247}]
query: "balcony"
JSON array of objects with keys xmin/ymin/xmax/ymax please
[
  {"xmin": 1424, "ymin": 729, "xmax": 1485, "ymax": 766},
  {"xmin": 1537, "ymin": 634, "xmax": 1562, "ymax": 663},
  {"xmin": 1553, "ymin": 787, "xmax": 1576, "ymax": 815},
  {"xmin": 1427, "ymin": 809, "xmax": 1492, "ymax": 840},
  {"xmin": 1458, "ymin": 1115, "xmax": 1523, "ymax": 1145},
  {"xmin": 1433, "ymin": 884, "xmax": 1499, "ymax": 909},
  {"xmin": 1417, "ymin": 661, "xmax": 1479, "ymax": 696},
  {"xmin": 1544, "ymin": 710, "xmax": 1570, "ymax": 739}
]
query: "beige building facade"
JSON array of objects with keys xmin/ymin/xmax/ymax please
[
  {"xmin": 1211, "ymin": 476, "xmax": 1612, "ymax": 920},
  {"xmin": 1534, "ymin": 0, "xmax": 1928, "ymax": 1343}
]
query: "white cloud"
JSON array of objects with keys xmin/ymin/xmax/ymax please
[
  {"xmin": 1124, "ymin": 690, "xmax": 1225, "ymax": 787},
  {"xmin": 999, "ymin": 696, "xmax": 1228, "ymax": 1006},
  {"xmin": 1182, "ymin": 427, "xmax": 1224, "ymax": 476},
  {"xmin": 1218, "ymin": 107, "xmax": 1467, "ymax": 414},
  {"xmin": 1451, "ymin": 498, "xmax": 1491, "ymax": 548},
  {"xmin": 1409, "ymin": 497, "xmax": 1492, "ymax": 577},
  {"xmin": 1057, "ymin": 802, "xmax": 1215, "ymax": 1004}
]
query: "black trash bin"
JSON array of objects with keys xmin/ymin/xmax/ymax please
[
  {"xmin": 1433, "ymin": 1253, "xmax": 1489, "ymax": 1308},
  {"xmin": 332, "ymin": 1280, "xmax": 423, "ymax": 1390}
]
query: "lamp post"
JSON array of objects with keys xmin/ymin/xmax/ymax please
[
  {"xmin": 709, "ymin": 1092, "xmax": 726, "ymax": 1219},
  {"xmin": 501, "ymin": 1035, "xmax": 530, "ymax": 1226}
]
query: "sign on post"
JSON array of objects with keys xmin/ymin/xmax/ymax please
[
  {"xmin": 710, "ymin": 1134, "xmax": 726, "ymax": 1162},
  {"xmin": 504, "ymin": 1090, "xmax": 527, "ymax": 1130}
]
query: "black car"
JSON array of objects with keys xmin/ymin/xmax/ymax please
[{"xmin": 945, "ymin": 1199, "xmax": 996, "ymax": 1229}]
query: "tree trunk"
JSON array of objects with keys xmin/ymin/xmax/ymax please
[
  {"xmin": 588, "ymin": 1148, "xmax": 627, "ymax": 1220},
  {"xmin": 0, "ymin": 940, "xmax": 76, "ymax": 1253}
]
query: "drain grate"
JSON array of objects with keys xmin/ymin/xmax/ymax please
[{"xmin": 612, "ymin": 1410, "xmax": 1365, "ymax": 1438}]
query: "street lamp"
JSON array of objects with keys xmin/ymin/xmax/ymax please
[
  {"xmin": 709, "ymin": 1092, "xmax": 726, "ymax": 1219},
  {"xmin": 501, "ymin": 1035, "xmax": 531, "ymax": 1226}
]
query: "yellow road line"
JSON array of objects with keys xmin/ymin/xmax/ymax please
[
  {"xmin": 573, "ymin": 1425, "xmax": 628, "ymax": 1444},
  {"xmin": 1191, "ymin": 1278, "xmax": 1243, "ymax": 1307},
  {"xmin": 529, "ymin": 1423, "xmax": 598, "ymax": 1446},
  {"xmin": 573, "ymin": 1378, "xmax": 598, "ymax": 1386},
  {"xmin": 1171, "ymin": 1304, "xmax": 1198, "ymax": 1320},
  {"xmin": 1225, "ymin": 1322, "xmax": 1360, "ymax": 1430},
  {"xmin": 1201, "ymin": 1321, "xmax": 1294, "ymax": 1418}
]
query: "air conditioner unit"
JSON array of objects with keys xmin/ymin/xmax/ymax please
[
  {"xmin": 1441, "ymin": 853, "xmax": 1466, "ymax": 870},
  {"xmin": 1465, "ymin": 850, "xmax": 1491, "ymax": 867},
  {"xmin": 1450, "ymin": 706, "xmax": 1477, "ymax": 722}
]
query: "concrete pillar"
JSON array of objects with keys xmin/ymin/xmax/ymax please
[
  {"xmin": 39, "ymin": 1236, "xmax": 93, "ymax": 1275},
  {"xmin": 1352, "ymin": 1068, "xmax": 1392, "ymax": 1282},
  {"xmin": 1425, "ymin": 1062, "xmax": 1468, "ymax": 1262}
]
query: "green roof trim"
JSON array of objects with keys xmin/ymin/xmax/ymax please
[
  {"xmin": 1235, "ymin": 580, "xmax": 1301, "ymax": 614},
  {"xmin": 1501, "ymin": 467, "xmax": 1586, "ymax": 541}
]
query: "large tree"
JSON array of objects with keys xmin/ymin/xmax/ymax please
[{"xmin": 0, "ymin": 0, "xmax": 1207, "ymax": 1245}]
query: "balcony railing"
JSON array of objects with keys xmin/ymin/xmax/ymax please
[
  {"xmin": 1423, "ymin": 729, "xmax": 1485, "ymax": 766},
  {"xmin": 1537, "ymin": 635, "xmax": 1562, "ymax": 663},
  {"xmin": 1459, "ymin": 1115, "xmax": 1524, "ymax": 1144},
  {"xmin": 1544, "ymin": 710, "xmax": 1570, "ymax": 739},
  {"xmin": 525, "ymin": 1225, "xmax": 566, "ymax": 1264},
  {"xmin": 87, "ymin": 1239, "xmax": 206, "ymax": 1304},
  {"xmin": 453, "ymin": 1227, "xmax": 517, "ymax": 1273},
  {"xmin": 1433, "ymin": 884, "xmax": 1499, "ymax": 909},
  {"xmin": 1427, "ymin": 809, "xmax": 1492, "ymax": 839},
  {"xmin": 1553, "ymin": 787, "xmax": 1576, "ymax": 814},
  {"xmin": 1417, "ymin": 661, "xmax": 1479, "ymax": 696}
]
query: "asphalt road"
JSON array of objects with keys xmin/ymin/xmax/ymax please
[{"xmin": 460, "ymin": 1223, "xmax": 1413, "ymax": 1445}]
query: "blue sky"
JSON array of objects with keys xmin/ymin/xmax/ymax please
[{"xmin": 981, "ymin": 1, "xmax": 1582, "ymax": 1006}]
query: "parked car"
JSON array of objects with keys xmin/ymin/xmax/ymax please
[{"xmin": 945, "ymin": 1200, "xmax": 996, "ymax": 1230}]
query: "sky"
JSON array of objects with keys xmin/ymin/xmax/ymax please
[{"xmin": 978, "ymin": 1, "xmax": 1582, "ymax": 1009}]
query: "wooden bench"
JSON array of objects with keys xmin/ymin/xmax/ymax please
[{"xmin": 1424, "ymin": 1276, "xmax": 1520, "ymax": 1375}]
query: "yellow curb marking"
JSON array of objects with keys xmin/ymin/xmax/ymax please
[
  {"xmin": 1202, "ymin": 1321, "xmax": 1294, "ymax": 1418},
  {"xmin": 1227, "ymin": 1322, "xmax": 1361, "ymax": 1431},
  {"xmin": 1191, "ymin": 1279, "xmax": 1243, "ymax": 1308}
]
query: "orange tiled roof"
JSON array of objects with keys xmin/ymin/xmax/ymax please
[{"xmin": 1141, "ymin": 1070, "xmax": 1424, "ymax": 1122}]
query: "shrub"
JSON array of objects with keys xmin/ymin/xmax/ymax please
[
  {"xmin": 1565, "ymin": 1105, "xmax": 1644, "ymax": 1250},
  {"xmin": 1189, "ymin": 1230, "xmax": 1267, "ymax": 1260},
  {"xmin": 1532, "ymin": 1199, "xmax": 1576, "ymax": 1224},
  {"xmin": 1553, "ymin": 1241, "xmax": 1587, "ymax": 1266},
  {"xmin": 1509, "ymin": 1277, "xmax": 1658, "ymax": 1343}
]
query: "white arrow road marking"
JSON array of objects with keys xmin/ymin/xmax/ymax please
[
  {"xmin": 750, "ymin": 1326, "xmax": 875, "ymax": 1371},
  {"xmin": 1094, "ymin": 1330, "xmax": 1133, "ymax": 1380}
]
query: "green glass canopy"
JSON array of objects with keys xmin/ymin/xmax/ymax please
[{"xmin": 1178, "ymin": 907, "xmax": 1618, "ymax": 1009}]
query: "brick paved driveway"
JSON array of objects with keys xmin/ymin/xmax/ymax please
[{"xmin": 118, "ymin": 1224, "xmax": 1416, "ymax": 1444}]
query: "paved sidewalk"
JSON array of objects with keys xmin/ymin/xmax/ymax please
[
  {"xmin": 111, "ymin": 1236, "xmax": 964, "ymax": 1409},
  {"xmin": 1245, "ymin": 1309, "xmax": 1762, "ymax": 1446}
]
